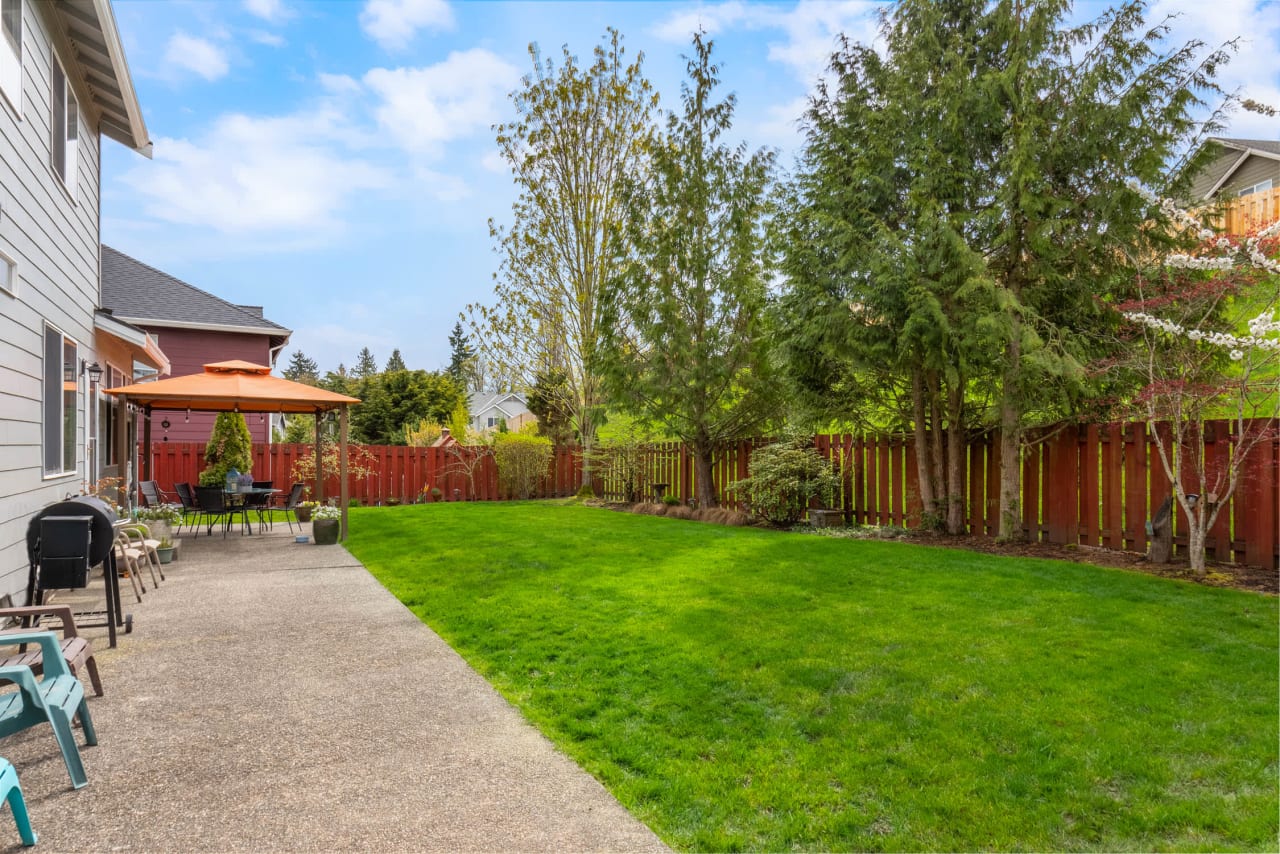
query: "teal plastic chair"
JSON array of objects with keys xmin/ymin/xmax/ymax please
[
  {"xmin": 0, "ymin": 758, "xmax": 36, "ymax": 845},
  {"xmin": 0, "ymin": 631, "xmax": 97, "ymax": 789}
]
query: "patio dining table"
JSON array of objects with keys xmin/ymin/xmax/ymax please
[{"xmin": 223, "ymin": 488, "xmax": 281, "ymax": 535}]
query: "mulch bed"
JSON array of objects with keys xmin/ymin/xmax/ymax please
[
  {"xmin": 593, "ymin": 500, "xmax": 1277, "ymax": 595},
  {"xmin": 890, "ymin": 530, "xmax": 1278, "ymax": 596}
]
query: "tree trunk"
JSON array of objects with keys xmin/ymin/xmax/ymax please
[
  {"xmin": 998, "ymin": 334, "xmax": 1023, "ymax": 540},
  {"xmin": 1186, "ymin": 515, "xmax": 1208, "ymax": 577},
  {"xmin": 692, "ymin": 441, "xmax": 718, "ymax": 508},
  {"xmin": 945, "ymin": 384, "xmax": 966, "ymax": 535},
  {"xmin": 910, "ymin": 369, "xmax": 938, "ymax": 524}
]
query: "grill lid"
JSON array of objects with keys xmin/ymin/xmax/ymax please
[{"xmin": 27, "ymin": 496, "xmax": 119, "ymax": 566}]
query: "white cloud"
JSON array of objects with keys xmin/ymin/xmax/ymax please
[
  {"xmin": 1145, "ymin": 0, "xmax": 1280, "ymax": 138},
  {"xmin": 767, "ymin": 1, "xmax": 879, "ymax": 84},
  {"xmin": 651, "ymin": 1, "xmax": 878, "ymax": 84},
  {"xmin": 243, "ymin": 0, "xmax": 293, "ymax": 23},
  {"xmin": 248, "ymin": 30, "xmax": 286, "ymax": 48},
  {"xmin": 163, "ymin": 32, "xmax": 231, "ymax": 82},
  {"xmin": 363, "ymin": 49, "xmax": 519, "ymax": 155},
  {"xmin": 652, "ymin": 1, "xmax": 750, "ymax": 41},
  {"xmin": 121, "ymin": 111, "xmax": 391, "ymax": 236},
  {"xmin": 480, "ymin": 150, "xmax": 506, "ymax": 173},
  {"xmin": 360, "ymin": 0, "xmax": 454, "ymax": 52}
]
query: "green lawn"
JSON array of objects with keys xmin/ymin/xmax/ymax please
[{"xmin": 346, "ymin": 502, "xmax": 1279, "ymax": 852}]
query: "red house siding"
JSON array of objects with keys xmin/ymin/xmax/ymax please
[{"xmin": 140, "ymin": 327, "xmax": 278, "ymax": 444}]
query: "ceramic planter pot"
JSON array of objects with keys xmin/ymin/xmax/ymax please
[
  {"xmin": 312, "ymin": 518, "xmax": 340, "ymax": 545},
  {"xmin": 295, "ymin": 507, "xmax": 313, "ymax": 523},
  {"xmin": 156, "ymin": 546, "xmax": 175, "ymax": 564}
]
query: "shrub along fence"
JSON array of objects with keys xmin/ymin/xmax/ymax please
[{"xmin": 145, "ymin": 418, "xmax": 1277, "ymax": 567}]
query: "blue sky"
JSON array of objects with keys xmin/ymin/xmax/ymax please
[{"xmin": 102, "ymin": 0, "xmax": 1280, "ymax": 378}]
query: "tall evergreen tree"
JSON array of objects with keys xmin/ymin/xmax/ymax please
[
  {"xmin": 384, "ymin": 349, "xmax": 407, "ymax": 373},
  {"xmin": 468, "ymin": 28, "xmax": 657, "ymax": 487},
  {"xmin": 354, "ymin": 347, "xmax": 378, "ymax": 379},
  {"xmin": 602, "ymin": 33, "xmax": 779, "ymax": 508},
  {"xmin": 784, "ymin": 0, "xmax": 1232, "ymax": 538},
  {"xmin": 282, "ymin": 350, "xmax": 320, "ymax": 385},
  {"xmin": 447, "ymin": 321, "xmax": 476, "ymax": 388}
]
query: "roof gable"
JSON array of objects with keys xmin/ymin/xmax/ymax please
[
  {"xmin": 1188, "ymin": 137, "xmax": 1280, "ymax": 199},
  {"xmin": 101, "ymin": 245, "xmax": 291, "ymax": 338}
]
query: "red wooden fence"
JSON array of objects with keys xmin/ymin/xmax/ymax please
[{"xmin": 144, "ymin": 418, "xmax": 1278, "ymax": 567}]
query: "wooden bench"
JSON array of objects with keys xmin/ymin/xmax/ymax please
[{"xmin": 0, "ymin": 606, "xmax": 102, "ymax": 697}]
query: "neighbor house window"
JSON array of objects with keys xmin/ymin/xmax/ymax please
[
  {"xmin": 486, "ymin": 417, "xmax": 496, "ymax": 428},
  {"xmin": 1238, "ymin": 179, "xmax": 1274, "ymax": 197},
  {"xmin": 0, "ymin": 245, "xmax": 15, "ymax": 296},
  {"xmin": 43, "ymin": 324, "xmax": 77, "ymax": 475},
  {"xmin": 50, "ymin": 55, "xmax": 77, "ymax": 196},
  {"xmin": 0, "ymin": 0, "xmax": 19, "ymax": 112}
]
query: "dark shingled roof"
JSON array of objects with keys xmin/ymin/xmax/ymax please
[
  {"xmin": 101, "ymin": 245, "xmax": 290, "ymax": 335},
  {"xmin": 1211, "ymin": 137, "xmax": 1280, "ymax": 157}
]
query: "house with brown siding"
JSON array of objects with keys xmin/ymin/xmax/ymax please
[
  {"xmin": 100, "ymin": 245, "xmax": 291, "ymax": 444},
  {"xmin": 0, "ymin": 0, "xmax": 159, "ymax": 604}
]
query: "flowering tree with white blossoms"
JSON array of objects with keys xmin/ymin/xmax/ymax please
[{"xmin": 1115, "ymin": 204, "xmax": 1278, "ymax": 575}]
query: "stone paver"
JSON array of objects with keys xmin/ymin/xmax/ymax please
[{"xmin": 0, "ymin": 523, "xmax": 668, "ymax": 853}]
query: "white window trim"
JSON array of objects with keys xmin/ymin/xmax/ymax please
[
  {"xmin": 0, "ymin": 245, "xmax": 16, "ymax": 297},
  {"xmin": 0, "ymin": 0, "xmax": 21, "ymax": 117},
  {"xmin": 49, "ymin": 51, "xmax": 77, "ymax": 201},
  {"xmin": 1238, "ymin": 178, "xmax": 1274, "ymax": 198},
  {"xmin": 42, "ymin": 322, "xmax": 80, "ymax": 479}
]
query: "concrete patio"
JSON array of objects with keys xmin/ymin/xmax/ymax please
[{"xmin": 0, "ymin": 521, "xmax": 667, "ymax": 852}]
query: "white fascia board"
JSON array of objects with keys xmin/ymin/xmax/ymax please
[{"xmin": 113, "ymin": 316, "xmax": 293, "ymax": 337}]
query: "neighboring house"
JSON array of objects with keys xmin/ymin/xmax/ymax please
[
  {"xmin": 469, "ymin": 391, "xmax": 536, "ymax": 434},
  {"xmin": 1187, "ymin": 137, "xmax": 1280, "ymax": 201},
  {"xmin": 0, "ymin": 0, "xmax": 158, "ymax": 601},
  {"xmin": 101, "ymin": 245, "xmax": 292, "ymax": 444}
]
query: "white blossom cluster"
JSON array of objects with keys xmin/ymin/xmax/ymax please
[
  {"xmin": 1129, "ymin": 183, "xmax": 1280, "ymax": 274},
  {"xmin": 1165, "ymin": 254, "xmax": 1236, "ymax": 270},
  {"xmin": 1123, "ymin": 309, "xmax": 1280, "ymax": 361}
]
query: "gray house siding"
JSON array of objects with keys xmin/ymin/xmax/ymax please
[
  {"xmin": 0, "ymin": 0, "xmax": 104, "ymax": 601},
  {"xmin": 1188, "ymin": 145, "xmax": 1280, "ymax": 200},
  {"xmin": 1218, "ymin": 155, "xmax": 1278, "ymax": 196}
]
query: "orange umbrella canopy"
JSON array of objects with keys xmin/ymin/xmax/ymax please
[{"xmin": 103, "ymin": 360, "xmax": 360, "ymax": 413}]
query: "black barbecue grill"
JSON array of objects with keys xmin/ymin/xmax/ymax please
[{"xmin": 25, "ymin": 496, "xmax": 129, "ymax": 647}]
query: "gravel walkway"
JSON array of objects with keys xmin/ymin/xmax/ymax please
[{"xmin": 0, "ymin": 524, "xmax": 667, "ymax": 853}]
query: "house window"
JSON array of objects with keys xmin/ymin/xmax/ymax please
[
  {"xmin": 98, "ymin": 366, "xmax": 124, "ymax": 467},
  {"xmin": 0, "ymin": 245, "xmax": 15, "ymax": 297},
  {"xmin": 1239, "ymin": 179, "xmax": 1274, "ymax": 197},
  {"xmin": 50, "ymin": 55, "xmax": 77, "ymax": 196},
  {"xmin": 487, "ymin": 417, "xmax": 497, "ymax": 428},
  {"xmin": 0, "ymin": 0, "xmax": 19, "ymax": 113},
  {"xmin": 43, "ymin": 324, "xmax": 77, "ymax": 475}
]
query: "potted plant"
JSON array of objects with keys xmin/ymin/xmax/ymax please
[
  {"xmin": 295, "ymin": 500, "xmax": 319, "ymax": 523},
  {"xmin": 155, "ymin": 537, "xmax": 176, "ymax": 564},
  {"xmin": 135, "ymin": 504, "xmax": 183, "ymax": 543},
  {"xmin": 311, "ymin": 504, "xmax": 341, "ymax": 545},
  {"xmin": 429, "ymin": 487, "xmax": 442, "ymax": 502}
]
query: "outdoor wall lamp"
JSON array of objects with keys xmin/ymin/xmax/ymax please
[{"xmin": 84, "ymin": 361, "xmax": 103, "ymax": 384}]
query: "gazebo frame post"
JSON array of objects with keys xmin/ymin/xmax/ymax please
[
  {"xmin": 313, "ymin": 410, "xmax": 323, "ymax": 503},
  {"xmin": 140, "ymin": 405, "xmax": 153, "ymax": 502},
  {"xmin": 339, "ymin": 406, "xmax": 349, "ymax": 541}
]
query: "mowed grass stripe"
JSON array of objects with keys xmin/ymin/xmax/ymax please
[{"xmin": 347, "ymin": 502, "xmax": 1278, "ymax": 852}]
